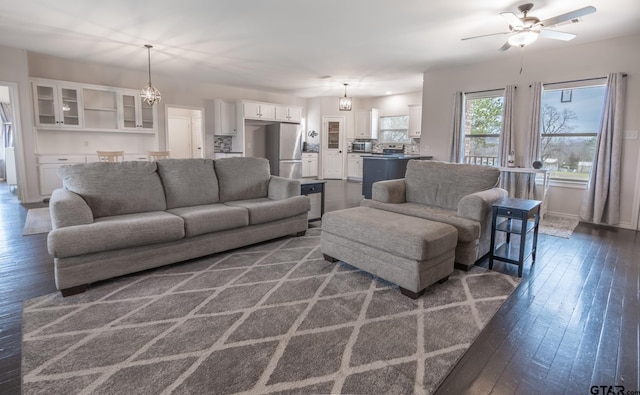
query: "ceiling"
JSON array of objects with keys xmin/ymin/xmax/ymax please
[{"xmin": 1, "ymin": 0, "xmax": 638, "ymax": 98}]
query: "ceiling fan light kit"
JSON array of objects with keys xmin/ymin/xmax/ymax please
[
  {"xmin": 508, "ymin": 30, "xmax": 539, "ymax": 47},
  {"xmin": 462, "ymin": 3, "xmax": 596, "ymax": 51}
]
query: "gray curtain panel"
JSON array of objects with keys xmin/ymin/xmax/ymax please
[
  {"xmin": 498, "ymin": 85, "xmax": 516, "ymax": 195},
  {"xmin": 449, "ymin": 91, "xmax": 464, "ymax": 163},
  {"xmin": 579, "ymin": 72, "xmax": 627, "ymax": 225},
  {"xmin": 523, "ymin": 82, "xmax": 543, "ymax": 199}
]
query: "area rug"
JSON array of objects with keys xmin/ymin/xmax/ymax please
[
  {"xmin": 539, "ymin": 213, "xmax": 580, "ymax": 238},
  {"xmin": 23, "ymin": 207, "xmax": 52, "ymax": 236},
  {"xmin": 22, "ymin": 228, "xmax": 520, "ymax": 394}
]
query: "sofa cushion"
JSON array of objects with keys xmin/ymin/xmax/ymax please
[
  {"xmin": 215, "ymin": 157, "xmax": 271, "ymax": 202},
  {"xmin": 404, "ymin": 161, "xmax": 500, "ymax": 210},
  {"xmin": 47, "ymin": 211, "xmax": 184, "ymax": 258},
  {"xmin": 167, "ymin": 204, "xmax": 249, "ymax": 237},
  {"xmin": 157, "ymin": 159, "xmax": 219, "ymax": 209},
  {"xmin": 360, "ymin": 200, "xmax": 480, "ymax": 243},
  {"xmin": 225, "ymin": 196, "xmax": 310, "ymax": 225},
  {"xmin": 58, "ymin": 162, "xmax": 166, "ymax": 218}
]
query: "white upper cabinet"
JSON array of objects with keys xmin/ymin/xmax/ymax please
[
  {"xmin": 32, "ymin": 78, "xmax": 157, "ymax": 133},
  {"xmin": 118, "ymin": 90, "xmax": 156, "ymax": 131},
  {"xmin": 408, "ymin": 105, "xmax": 422, "ymax": 137},
  {"xmin": 83, "ymin": 87, "xmax": 118, "ymax": 130},
  {"xmin": 32, "ymin": 82, "xmax": 83, "ymax": 128},
  {"xmin": 275, "ymin": 106, "xmax": 302, "ymax": 123},
  {"xmin": 354, "ymin": 109, "xmax": 379, "ymax": 139},
  {"xmin": 243, "ymin": 101, "xmax": 275, "ymax": 120},
  {"xmin": 214, "ymin": 99, "xmax": 237, "ymax": 135}
]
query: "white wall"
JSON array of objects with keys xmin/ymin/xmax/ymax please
[
  {"xmin": 420, "ymin": 34, "xmax": 640, "ymax": 229},
  {"xmin": 371, "ymin": 91, "xmax": 422, "ymax": 117}
]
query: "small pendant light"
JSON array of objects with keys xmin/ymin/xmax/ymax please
[
  {"xmin": 141, "ymin": 44, "xmax": 161, "ymax": 105},
  {"xmin": 339, "ymin": 83, "xmax": 352, "ymax": 111}
]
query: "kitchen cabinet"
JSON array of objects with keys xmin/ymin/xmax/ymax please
[
  {"xmin": 119, "ymin": 90, "xmax": 156, "ymax": 131},
  {"xmin": 354, "ymin": 109, "xmax": 379, "ymax": 139},
  {"xmin": 408, "ymin": 105, "xmax": 422, "ymax": 137},
  {"xmin": 243, "ymin": 101, "xmax": 275, "ymax": 121},
  {"xmin": 302, "ymin": 153, "xmax": 318, "ymax": 178},
  {"xmin": 347, "ymin": 153, "xmax": 364, "ymax": 179},
  {"xmin": 32, "ymin": 78, "xmax": 157, "ymax": 133},
  {"xmin": 32, "ymin": 82, "xmax": 83, "ymax": 128},
  {"xmin": 275, "ymin": 106, "xmax": 302, "ymax": 123},
  {"xmin": 37, "ymin": 155, "xmax": 86, "ymax": 195},
  {"xmin": 83, "ymin": 88, "xmax": 118, "ymax": 130},
  {"xmin": 214, "ymin": 99, "xmax": 237, "ymax": 135}
]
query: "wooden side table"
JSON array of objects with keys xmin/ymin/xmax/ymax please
[
  {"xmin": 300, "ymin": 179, "xmax": 326, "ymax": 222},
  {"xmin": 489, "ymin": 198, "xmax": 542, "ymax": 277}
]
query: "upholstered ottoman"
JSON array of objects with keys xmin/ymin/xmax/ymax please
[{"xmin": 321, "ymin": 206, "xmax": 458, "ymax": 298}]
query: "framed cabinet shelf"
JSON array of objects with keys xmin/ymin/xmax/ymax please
[{"xmin": 489, "ymin": 198, "xmax": 541, "ymax": 277}]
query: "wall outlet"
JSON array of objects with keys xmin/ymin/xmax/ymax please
[{"xmin": 624, "ymin": 130, "xmax": 638, "ymax": 139}]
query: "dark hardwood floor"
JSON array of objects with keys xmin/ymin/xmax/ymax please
[{"xmin": 0, "ymin": 180, "xmax": 638, "ymax": 394}]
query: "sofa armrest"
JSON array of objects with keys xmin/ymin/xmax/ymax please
[
  {"xmin": 268, "ymin": 176, "xmax": 301, "ymax": 200},
  {"xmin": 372, "ymin": 179, "xmax": 406, "ymax": 203},
  {"xmin": 457, "ymin": 188, "xmax": 508, "ymax": 221},
  {"xmin": 49, "ymin": 188, "xmax": 94, "ymax": 229}
]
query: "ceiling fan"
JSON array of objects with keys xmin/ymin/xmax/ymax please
[{"xmin": 462, "ymin": 3, "xmax": 596, "ymax": 52}]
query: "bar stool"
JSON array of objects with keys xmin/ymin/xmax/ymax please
[
  {"xmin": 147, "ymin": 150, "xmax": 171, "ymax": 161},
  {"xmin": 97, "ymin": 150, "xmax": 124, "ymax": 162}
]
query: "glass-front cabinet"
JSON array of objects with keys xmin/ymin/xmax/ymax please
[
  {"xmin": 32, "ymin": 83, "xmax": 83, "ymax": 128},
  {"xmin": 119, "ymin": 91, "xmax": 156, "ymax": 131},
  {"xmin": 31, "ymin": 79, "xmax": 157, "ymax": 133}
]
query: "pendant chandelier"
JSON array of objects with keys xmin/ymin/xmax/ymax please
[
  {"xmin": 339, "ymin": 83, "xmax": 352, "ymax": 111},
  {"xmin": 141, "ymin": 44, "xmax": 161, "ymax": 105}
]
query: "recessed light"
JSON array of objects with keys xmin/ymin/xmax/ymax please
[{"xmin": 386, "ymin": 91, "xmax": 392, "ymax": 95}]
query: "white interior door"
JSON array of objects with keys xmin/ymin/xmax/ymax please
[
  {"xmin": 167, "ymin": 117, "xmax": 192, "ymax": 158},
  {"xmin": 322, "ymin": 116, "xmax": 345, "ymax": 179}
]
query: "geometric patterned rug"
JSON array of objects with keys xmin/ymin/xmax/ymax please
[{"xmin": 22, "ymin": 227, "xmax": 520, "ymax": 394}]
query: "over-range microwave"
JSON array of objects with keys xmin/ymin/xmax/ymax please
[{"xmin": 352, "ymin": 141, "xmax": 372, "ymax": 153}]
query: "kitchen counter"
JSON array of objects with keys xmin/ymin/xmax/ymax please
[{"xmin": 362, "ymin": 155, "xmax": 432, "ymax": 199}]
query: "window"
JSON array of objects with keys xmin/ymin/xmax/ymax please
[
  {"xmin": 379, "ymin": 115, "xmax": 410, "ymax": 143},
  {"xmin": 540, "ymin": 82, "xmax": 606, "ymax": 181},
  {"xmin": 463, "ymin": 91, "xmax": 504, "ymax": 165}
]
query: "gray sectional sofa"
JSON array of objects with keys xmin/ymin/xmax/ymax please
[
  {"xmin": 47, "ymin": 157, "xmax": 310, "ymax": 296},
  {"xmin": 360, "ymin": 160, "xmax": 508, "ymax": 269}
]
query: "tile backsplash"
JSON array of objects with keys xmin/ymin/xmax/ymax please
[{"xmin": 213, "ymin": 136, "xmax": 232, "ymax": 152}]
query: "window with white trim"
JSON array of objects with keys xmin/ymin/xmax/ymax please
[
  {"xmin": 463, "ymin": 90, "xmax": 504, "ymax": 165},
  {"xmin": 540, "ymin": 80, "xmax": 606, "ymax": 181},
  {"xmin": 378, "ymin": 115, "xmax": 410, "ymax": 143}
]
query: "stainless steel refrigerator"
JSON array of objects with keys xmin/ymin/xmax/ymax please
[{"xmin": 265, "ymin": 123, "xmax": 302, "ymax": 178}]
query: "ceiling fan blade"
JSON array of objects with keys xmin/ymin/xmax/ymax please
[
  {"xmin": 461, "ymin": 31, "xmax": 510, "ymax": 41},
  {"xmin": 498, "ymin": 41, "xmax": 512, "ymax": 52},
  {"xmin": 540, "ymin": 6, "xmax": 596, "ymax": 28},
  {"xmin": 539, "ymin": 29, "xmax": 577, "ymax": 41},
  {"xmin": 500, "ymin": 12, "xmax": 524, "ymax": 28}
]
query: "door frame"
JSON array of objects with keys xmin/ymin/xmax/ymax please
[
  {"xmin": 321, "ymin": 116, "xmax": 346, "ymax": 179},
  {"xmin": 165, "ymin": 105, "xmax": 205, "ymax": 158},
  {"xmin": 0, "ymin": 81, "xmax": 26, "ymax": 202}
]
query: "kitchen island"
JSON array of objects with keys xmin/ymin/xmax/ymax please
[{"xmin": 362, "ymin": 155, "xmax": 433, "ymax": 199}]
